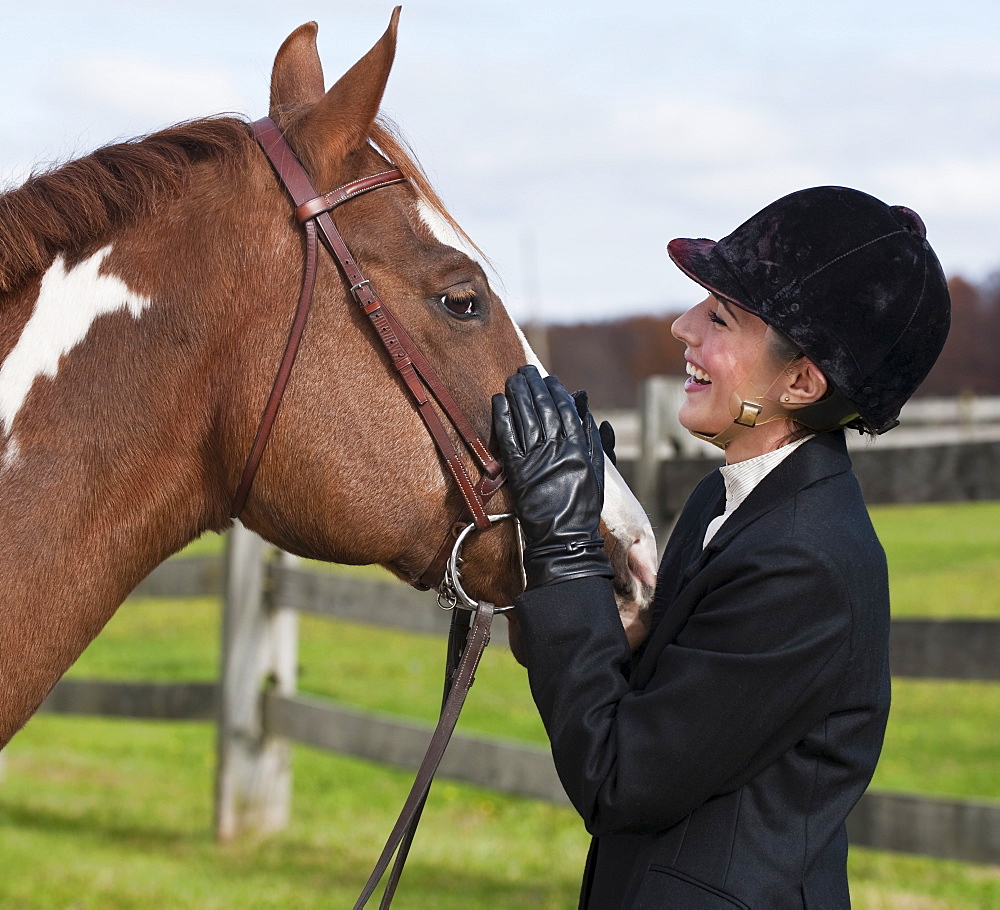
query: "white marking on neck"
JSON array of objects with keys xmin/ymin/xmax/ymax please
[
  {"xmin": 0, "ymin": 245, "xmax": 152, "ymax": 440},
  {"xmin": 514, "ymin": 317, "xmax": 657, "ymax": 583},
  {"xmin": 0, "ymin": 438, "xmax": 19, "ymax": 474},
  {"xmin": 416, "ymin": 198, "xmax": 466, "ymax": 253},
  {"xmin": 513, "ymin": 321, "xmax": 547, "ymax": 374}
]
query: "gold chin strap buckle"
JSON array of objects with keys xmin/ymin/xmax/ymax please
[
  {"xmin": 689, "ymin": 398, "xmax": 774, "ymax": 450},
  {"xmin": 734, "ymin": 401, "xmax": 763, "ymax": 428}
]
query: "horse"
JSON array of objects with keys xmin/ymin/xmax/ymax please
[{"xmin": 0, "ymin": 8, "xmax": 657, "ymax": 750}]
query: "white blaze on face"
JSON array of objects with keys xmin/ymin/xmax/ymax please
[
  {"xmin": 415, "ymin": 193, "xmax": 657, "ymax": 604},
  {"xmin": 0, "ymin": 246, "xmax": 152, "ymax": 449},
  {"xmin": 416, "ymin": 199, "xmax": 466, "ymax": 253}
]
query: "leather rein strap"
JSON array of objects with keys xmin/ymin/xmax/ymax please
[
  {"xmin": 354, "ymin": 600, "xmax": 495, "ymax": 909},
  {"xmin": 231, "ymin": 118, "xmax": 505, "ymax": 568}
]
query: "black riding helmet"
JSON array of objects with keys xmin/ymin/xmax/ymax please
[{"xmin": 668, "ymin": 186, "xmax": 951, "ymax": 435}]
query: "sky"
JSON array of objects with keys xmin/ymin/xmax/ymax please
[{"xmin": 2, "ymin": 0, "xmax": 999, "ymax": 324}]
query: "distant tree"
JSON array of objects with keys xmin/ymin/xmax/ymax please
[
  {"xmin": 919, "ymin": 276, "xmax": 1000, "ymax": 396},
  {"xmin": 547, "ymin": 313, "xmax": 686, "ymax": 408}
]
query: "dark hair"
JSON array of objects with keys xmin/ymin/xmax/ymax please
[{"xmin": 767, "ymin": 328, "xmax": 874, "ymax": 438}]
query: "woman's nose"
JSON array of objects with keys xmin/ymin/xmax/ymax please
[
  {"xmin": 671, "ymin": 307, "xmax": 694, "ymax": 344},
  {"xmin": 672, "ymin": 296, "xmax": 710, "ymax": 345}
]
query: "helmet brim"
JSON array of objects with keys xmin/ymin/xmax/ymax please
[{"xmin": 666, "ymin": 237, "xmax": 760, "ymax": 319}]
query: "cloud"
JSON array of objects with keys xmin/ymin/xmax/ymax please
[
  {"xmin": 886, "ymin": 35, "xmax": 1000, "ymax": 83},
  {"xmin": 878, "ymin": 159, "xmax": 1000, "ymax": 217},
  {"xmin": 4, "ymin": 0, "xmax": 1000, "ymax": 324},
  {"xmin": 610, "ymin": 98, "xmax": 788, "ymax": 167},
  {"xmin": 69, "ymin": 56, "xmax": 249, "ymax": 126}
]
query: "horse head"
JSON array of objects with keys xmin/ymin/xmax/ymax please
[
  {"xmin": 228, "ymin": 10, "xmax": 657, "ymax": 654},
  {"xmin": 0, "ymin": 9, "xmax": 656, "ymax": 744}
]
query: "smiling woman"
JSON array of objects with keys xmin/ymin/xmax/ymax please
[
  {"xmin": 490, "ymin": 185, "xmax": 951, "ymax": 909},
  {"xmin": 670, "ymin": 294, "xmax": 830, "ymax": 461}
]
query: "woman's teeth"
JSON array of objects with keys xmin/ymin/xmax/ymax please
[{"xmin": 686, "ymin": 362, "xmax": 712, "ymax": 384}]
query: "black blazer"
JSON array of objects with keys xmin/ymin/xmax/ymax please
[{"xmin": 517, "ymin": 432, "xmax": 890, "ymax": 909}]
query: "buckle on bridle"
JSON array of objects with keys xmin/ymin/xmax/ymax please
[
  {"xmin": 437, "ymin": 513, "xmax": 522, "ymax": 614},
  {"xmin": 350, "ymin": 279, "xmax": 372, "ymax": 301}
]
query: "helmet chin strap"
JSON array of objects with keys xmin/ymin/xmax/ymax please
[
  {"xmin": 688, "ymin": 341, "xmax": 802, "ymax": 451},
  {"xmin": 689, "ymin": 392, "xmax": 794, "ymax": 450}
]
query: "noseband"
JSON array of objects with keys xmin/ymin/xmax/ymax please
[{"xmin": 230, "ymin": 117, "xmax": 508, "ymax": 593}]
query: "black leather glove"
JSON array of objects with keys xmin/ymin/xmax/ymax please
[
  {"xmin": 572, "ymin": 390, "xmax": 617, "ymax": 467},
  {"xmin": 599, "ymin": 420, "xmax": 617, "ymax": 467},
  {"xmin": 492, "ymin": 365, "xmax": 614, "ymax": 589}
]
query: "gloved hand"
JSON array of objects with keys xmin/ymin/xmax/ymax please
[
  {"xmin": 599, "ymin": 420, "xmax": 617, "ymax": 467},
  {"xmin": 492, "ymin": 365, "xmax": 614, "ymax": 589},
  {"xmin": 572, "ymin": 390, "xmax": 617, "ymax": 468}
]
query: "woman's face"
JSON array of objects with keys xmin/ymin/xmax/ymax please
[{"xmin": 670, "ymin": 295, "xmax": 785, "ymax": 439}]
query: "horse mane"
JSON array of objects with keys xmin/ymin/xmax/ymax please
[
  {"xmin": 0, "ymin": 112, "xmax": 482, "ymax": 296},
  {"xmin": 0, "ymin": 116, "xmax": 254, "ymax": 294}
]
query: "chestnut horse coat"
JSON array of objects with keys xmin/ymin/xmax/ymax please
[{"xmin": 518, "ymin": 431, "xmax": 890, "ymax": 909}]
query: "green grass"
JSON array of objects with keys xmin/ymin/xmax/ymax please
[
  {"xmin": 1, "ymin": 719, "xmax": 584, "ymax": 909},
  {"xmin": 871, "ymin": 500, "xmax": 1000, "ymax": 618},
  {"xmin": 2, "ymin": 503, "xmax": 999, "ymax": 908}
]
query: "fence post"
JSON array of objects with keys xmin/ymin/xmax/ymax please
[
  {"xmin": 214, "ymin": 524, "xmax": 298, "ymax": 842},
  {"xmin": 636, "ymin": 377, "xmax": 666, "ymax": 535}
]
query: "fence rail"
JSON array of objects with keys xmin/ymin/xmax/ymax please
[
  {"xmin": 40, "ymin": 679, "xmax": 218, "ymax": 721},
  {"xmin": 36, "ymin": 539, "xmax": 1000, "ymax": 866},
  {"xmin": 40, "ymin": 678, "xmax": 1000, "ymax": 866},
  {"xmin": 618, "ymin": 380, "xmax": 1000, "ymax": 540},
  {"xmin": 848, "ymin": 792, "xmax": 1000, "ymax": 867}
]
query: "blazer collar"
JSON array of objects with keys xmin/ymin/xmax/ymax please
[{"xmin": 699, "ymin": 430, "xmax": 852, "ymax": 557}]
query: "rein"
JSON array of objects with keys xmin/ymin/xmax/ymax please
[{"xmin": 235, "ymin": 117, "xmax": 512, "ymax": 907}]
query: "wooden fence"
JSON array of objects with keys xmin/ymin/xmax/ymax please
[
  {"xmin": 35, "ymin": 515, "xmax": 1000, "ymax": 866},
  {"xmin": 625, "ymin": 380, "xmax": 1000, "ymax": 538}
]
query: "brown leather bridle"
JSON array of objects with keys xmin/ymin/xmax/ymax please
[
  {"xmin": 232, "ymin": 118, "xmax": 518, "ymax": 907},
  {"xmin": 230, "ymin": 117, "xmax": 507, "ymax": 592}
]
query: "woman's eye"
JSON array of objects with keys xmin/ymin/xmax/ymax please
[
  {"xmin": 709, "ymin": 309, "xmax": 727, "ymax": 327},
  {"xmin": 439, "ymin": 290, "xmax": 478, "ymax": 319}
]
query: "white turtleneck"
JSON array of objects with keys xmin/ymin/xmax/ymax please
[{"xmin": 703, "ymin": 435, "xmax": 815, "ymax": 548}]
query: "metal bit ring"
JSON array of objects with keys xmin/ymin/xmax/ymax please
[{"xmin": 437, "ymin": 513, "xmax": 521, "ymax": 613}]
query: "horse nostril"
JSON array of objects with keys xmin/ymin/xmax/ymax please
[{"xmin": 627, "ymin": 535, "xmax": 658, "ymax": 590}]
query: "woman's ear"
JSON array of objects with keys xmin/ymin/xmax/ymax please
[{"xmin": 783, "ymin": 359, "xmax": 828, "ymax": 405}]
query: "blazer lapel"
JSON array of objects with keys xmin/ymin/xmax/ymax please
[
  {"xmin": 652, "ymin": 472, "xmax": 725, "ymax": 619},
  {"xmin": 700, "ymin": 431, "xmax": 852, "ymax": 559},
  {"xmin": 632, "ymin": 432, "xmax": 853, "ymax": 683}
]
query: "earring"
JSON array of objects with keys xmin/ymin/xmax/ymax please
[{"xmin": 783, "ymin": 396, "xmax": 791, "ymax": 402}]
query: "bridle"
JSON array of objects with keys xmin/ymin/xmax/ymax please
[
  {"xmin": 232, "ymin": 116, "xmax": 516, "ymax": 907},
  {"xmin": 230, "ymin": 116, "xmax": 511, "ymax": 598}
]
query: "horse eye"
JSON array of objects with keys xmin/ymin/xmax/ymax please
[{"xmin": 438, "ymin": 291, "xmax": 478, "ymax": 319}]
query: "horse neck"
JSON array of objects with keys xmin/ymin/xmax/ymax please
[{"xmin": 0, "ymin": 169, "xmax": 265, "ymax": 742}]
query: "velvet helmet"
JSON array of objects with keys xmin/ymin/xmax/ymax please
[{"xmin": 667, "ymin": 186, "xmax": 951, "ymax": 441}]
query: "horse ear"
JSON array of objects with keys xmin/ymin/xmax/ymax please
[
  {"xmin": 290, "ymin": 7, "xmax": 400, "ymax": 180},
  {"xmin": 270, "ymin": 22, "xmax": 326, "ymax": 116}
]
